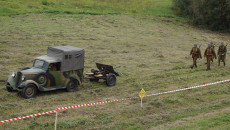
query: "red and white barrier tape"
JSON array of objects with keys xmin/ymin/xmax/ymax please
[
  {"xmin": 1, "ymin": 79, "xmax": 230, "ymax": 124},
  {"xmin": 0, "ymin": 110, "xmax": 57, "ymax": 123},
  {"xmin": 57, "ymin": 97, "xmax": 139, "ymax": 111},
  {"xmin": 145, "ymin": 79, "xmax": 230, "ymax": 97},
  {"xmin": 0, "ymin": 97, "xmax": 138, "ymax": 124}
]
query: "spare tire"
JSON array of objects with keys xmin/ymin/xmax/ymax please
[{"xmin": 35, "ymin": 73, "xmax": 48, "ymax": 87}]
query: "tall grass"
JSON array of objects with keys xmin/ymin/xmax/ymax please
[{"xmin": 0, "ymin": 0, "xmax": 175, "ymax": 17}]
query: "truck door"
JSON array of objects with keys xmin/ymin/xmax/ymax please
[{"xmin": 48, "ymin": 62, "xmax": 65, "ymax": 87}]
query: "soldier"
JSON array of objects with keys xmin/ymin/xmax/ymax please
[
  {"xmin": 210, "ymin": 42, "xmax": 215, "ymax": 49},
  {"xmin": 49, "ymin": 63, "xmax": 57, "ymax": 71},
  {"xmin": 204, "ymin": 43, "xmax": 217, "ymax": 71},
  {"xmin": 210, "ymin": 42, "xmax": 215, "ymax": 63},
  {"xmin": 218, "ymin": 42, "xmax": 227, "ymax": 66},
  {"xmin": 190, "ymin": 44, "xmax": 202, "ymax": 69}
]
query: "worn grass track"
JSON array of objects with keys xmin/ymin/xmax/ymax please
[{"xmin": 0, "ymin": 14, "xmax": 230, "ymax": 129}]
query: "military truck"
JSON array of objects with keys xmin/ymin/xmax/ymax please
[{"xmin": 6, "ymin": 46, "xmax": 84, "ymax": 99}]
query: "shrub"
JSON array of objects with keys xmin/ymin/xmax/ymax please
[
  {"xmin": 173, "ymin": 0, "xmax": 230, "ymax": 31},
  {"xmin": 42, "ymin": 0, "xmax": 49, "ymax": 6}
]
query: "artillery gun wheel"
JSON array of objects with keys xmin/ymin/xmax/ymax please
[
  {"xmin": 66, "ymin": 79, "xmax": 78, "ymax": 92},
  {"xmin": 106, "ymin": 73, "xmax": 117, "ymax": 86},
  {"xmin": 21, "ymin": 84, "xmax": 37, "ymax": 99}
]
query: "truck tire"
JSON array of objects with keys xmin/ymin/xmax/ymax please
[
  {"xmin": 35, "ymin": 73, "xmax": 48, "ymax": 87},
  {"xmin": 66, "ymin": 79, "xmax": 78, "ymax": 92},
  {"xmin": 21, "ymin": 84, "xmax": 37, "ymax": 99},
  {"xmin": 106, "ymin": 73, "xmax": 117, "ymax": 86}
]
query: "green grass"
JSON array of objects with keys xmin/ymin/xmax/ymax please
[
  {"xmin": 170, "ymin": 112, "xmax": 230, "ymax": 130},
  {"xmin": 0, "ymin": 0, "xmax": 230, "ymax": 129},
  {"xmin": 0, "ymin": 0, "xmax": 176, "ymax": 17}
]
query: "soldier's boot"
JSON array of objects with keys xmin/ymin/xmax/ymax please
[
  {"xmin": 206, "ymin": 68, "xmax": 211, "ymax": 71},
  {"xmin": 224, "ymin": 62, "xmax": 226, "ymax": 66},
  {"xmin": 195, "ymin": 64, "xmax": 197, "ymax": 68},
  {"xmin": 190, "ymin": 66, "xmax": 193, "ymax": 69}
]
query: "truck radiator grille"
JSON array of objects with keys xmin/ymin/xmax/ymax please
[{"xmin": 15, "ymin": 72, "xmax": 22, "ymax": 87}]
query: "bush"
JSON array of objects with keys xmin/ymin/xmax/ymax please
[
  {"xmin": 173, "ymin": 0, "xmax": 191, "ymax": 16},
  {"xmin": 42, "ymin": 0, "xmax": 49, "ymax": 6},
  {"xmin": 173, "ymin": 0, "xmax": 230, "ymax": 31}
]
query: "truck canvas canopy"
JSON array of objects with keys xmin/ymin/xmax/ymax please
[{"xmin": 47, "ymin": 46, "xmax": 84, "ymax": 72}]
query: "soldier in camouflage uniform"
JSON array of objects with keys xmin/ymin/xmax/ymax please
[
  {"xmin": 218, "ymin": 42, "xmax": 227, "ymax": 66},
  {"xmin": 204, "ymin": 43, "xmax": 217, "ymax": 71},
  {"xmin": 190, "ymin": 44, "xmax": 202, "ymax": 69}
]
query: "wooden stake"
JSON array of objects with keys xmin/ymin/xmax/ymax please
[{"xmin": 54, "ymin": 109, "xmax": 58, "ymax": 130}]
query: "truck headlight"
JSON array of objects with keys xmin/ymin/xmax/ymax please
[
  {"xmin": 21, "ymin": 76, "xmax": 25, "ymax": 81},
  {"xmin": 11, "ymin": 72, "xmax": 16, "ymax": 78}
]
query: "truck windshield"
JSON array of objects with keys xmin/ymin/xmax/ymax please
[{"xmin": 33, "ymin": 59, "xmax": 47, "ymax": 70}]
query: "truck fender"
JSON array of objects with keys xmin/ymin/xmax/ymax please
[
  {"xmin": 69, "ymin": 76, "xmax": 81, "ymax": 86},
  {"xmin": 18, "ymin": 80, "xmax": 42, "ymax": 91}
]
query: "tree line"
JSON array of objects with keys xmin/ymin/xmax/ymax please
[{"xmin": 173, "ymin": 0, "xmax": 230, "ymax": 31}]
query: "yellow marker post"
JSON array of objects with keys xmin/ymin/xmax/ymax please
[{"xmin": 139, "ymin": 88, "xmax": 146, "ymax": 107}]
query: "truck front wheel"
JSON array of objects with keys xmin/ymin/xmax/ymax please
[{"xmin": 21, "ymin": 84, "xmax": 37, "ymax": 99}]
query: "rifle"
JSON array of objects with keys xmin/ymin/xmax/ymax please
[{"xmin": 197, "ymin": 44, "xmax": 202, "ymax": 59}]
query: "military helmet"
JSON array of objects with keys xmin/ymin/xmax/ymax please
[
  {"xmin": 194, "ymin": 44, "xmax": 197, "ymax": 47},
  {"xmin": 221, "ymin": 41, "xmax": 224, "ymax": 45}
]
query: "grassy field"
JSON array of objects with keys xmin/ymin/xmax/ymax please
[
  {"xmin": 1, "ymin": 0, "xmax": 230, "ymax": 130},
  {"xmin": 0, "ymin": 0, "xmax": 175, "ymax": 17}
]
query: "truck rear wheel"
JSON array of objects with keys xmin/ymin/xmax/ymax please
[
  {"xmin": 66, "ymin": 79, "xmax": 78, "ymax": 92},
  {"xmin": 21, "ymin": 84, "xmax": 37, "ymax": 99}
]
